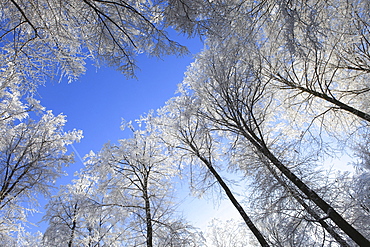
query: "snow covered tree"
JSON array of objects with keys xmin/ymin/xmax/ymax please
[
  {"xmin": 156, "ymin": 93, "xmax": 270, "ymax": 246},
  {"xmin": 177, "ymin": 28, "xmax": 369, "ymax": 245},
  {"xmin": 0, "ymin": 108, "xmax": 82, "ymax": 240},
  {"xmin": 0, "ymin": 0, "xmax": 190, "ymax": 87},
  {"xmin": 158, "ymin": 1, "xmax": 370, "ymax": 245},
  {"xmin": 0, "ymin": 32, "xmax": 83, "ymax": 241},
  {"xmin": 0, "ymin": 228, "xmax": 43, "ymax": 247},
  {"xmin": 84, "ymin": 117, "xmax": 202, "ymax": 246},
  {"xmin": 205, "ymin": 218, "xmax": 255, "ymax": 247},
  {"xmin": 43, "ymin": 172, "xmax": 129, "ymax": 247}
]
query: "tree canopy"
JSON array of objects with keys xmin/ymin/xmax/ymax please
[{"xmin": 1, "ymin": 0, "xmax": 370, "ymax": 246}]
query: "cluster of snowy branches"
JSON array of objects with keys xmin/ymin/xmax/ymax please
[
  {"xmin": 153, "ymin": 1, "xmax": 370, "ymax": 246},
  {"xmin": 1, "ymin": 0, "xmax": 370, "ymax": 246},
  {"xmin": 0, "ymin": 52, "xmax": 83, "ymax": 243},
  {"xmin": 0, "ymin": 0, "xmax": 188, "ymax": 244}
]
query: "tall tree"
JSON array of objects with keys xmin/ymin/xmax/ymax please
[
  {"xmin": 179, "ymin": 31, "xmax": 369, "ymax": 245},
  {"xmin": 84, "ymin": 118, "xmax": 202, "ymax": 246},
  {"xmin": 160, "ymin": 1, "xmax": 370, "ymax": 245},
  {"xmin": 0, "ymin": 109, "xmax": 82, "ymax": 240},
  {"xmin": 43, "ymin": 172, "xmax": 129, "ymax": 247},
  {"xmin": 157, "ymin": 93, "xmax": 270, "ymax": 246}
]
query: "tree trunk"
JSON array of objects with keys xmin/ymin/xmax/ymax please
[
  {"xmin": 264, "ymin": 162, "xmax": 350, "ymax": 247},
  {"xmin": 143, "ymin": 179, "xmax": 153, "ymax": 247},
  {"xmin": 188, "ymin": 143, "xmax": 270, "ymax": 247},
  {"xmin": 241, "ymin": 127, "xmax": 370, "ymax": 246},
  {"xmin": 68, "ymin": 203, "xmax": 79, "ymax": 247}
]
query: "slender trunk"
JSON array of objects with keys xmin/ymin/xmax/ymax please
[
  {"xmin": 264, "ymin": 162, "xmax": 350, "ymax": 247},
  {"xmin": 68, "ymin": 203, "xmax": 79, "ymax": 247},
  {"xmin": 67, "ymin": 220, "xmax": 76, "ymax": 247},
  {"xmin": 188, "ymin": 143, "xmax": 270, "ymax": 247},
  {"xmin": 241, "ymin": 128, "xmax": 370, "ymax": 246},
  {"xmin": 143, "ymin": 180, "xmax": 153, "ymax": 247}
]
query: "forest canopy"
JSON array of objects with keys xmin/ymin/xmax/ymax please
[{"xmin": 0, "ymin": 0, "xmax": 369, "ymax": 246}]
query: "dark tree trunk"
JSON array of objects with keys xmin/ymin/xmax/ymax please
[
  {"xmin": 68, "ymin": 203, "xmax": 79, "ymax": 247},
  {"xmin": 143, "ymin": 179, "xmax": 153, "ymax": 247},
  {"xmin": 188, "ymin": 143, "xmax": 270, "ymax": 247},
  {"xmin": 241, "ymin": 127, "xmax": 370, "ymax": 246},
  {"xmin": 264, "ymin": 162, "xmax": 351, "ymax": 247}
]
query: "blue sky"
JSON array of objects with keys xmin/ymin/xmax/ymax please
[{"xmin": 37, "ymin": 34, "xmax": 203, "ymax": 171}]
